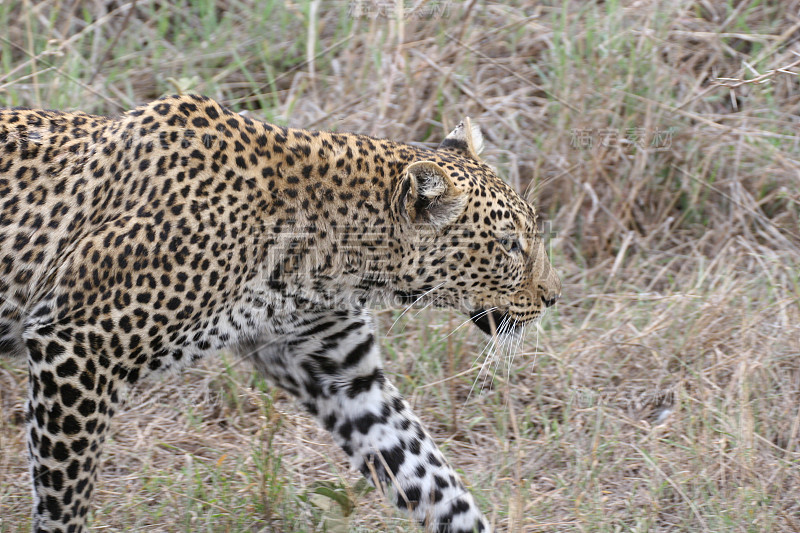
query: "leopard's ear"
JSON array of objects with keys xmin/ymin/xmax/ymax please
[
  {"xmin": 395, "ymin": 161, "xmax": 466, "ymax": 230},
  {"xmin": 438, "ymin": 117, "xmax": 484, "ymax": 160}
]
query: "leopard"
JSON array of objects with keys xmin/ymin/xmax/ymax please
[{"xmin": 0, "ymin": 94, "xmax": 561, "ymax": 533}]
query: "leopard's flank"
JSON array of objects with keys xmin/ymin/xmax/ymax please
[{"xmin": 0, "ymin": 95, "xmax": 561, "ymax": 533}]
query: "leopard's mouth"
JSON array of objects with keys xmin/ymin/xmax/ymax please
[{"xmin": 469, "ymin": 309, "xmax": 512, "ymax": 336}]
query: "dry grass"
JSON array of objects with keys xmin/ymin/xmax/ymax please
[{"xmin": 2, "ymin": 0, "xmax": 800, "ymax": 531}]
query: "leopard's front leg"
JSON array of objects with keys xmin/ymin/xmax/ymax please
[{"xmin": 244, "ymin": 308, "xmax": 490, "ymax": 533}]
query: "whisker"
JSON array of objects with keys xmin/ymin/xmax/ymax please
[
  {"xmin": 485, "ymin": 315, "xmax": 510, "ymax": 392},
  {"xmin": 506, "ymin": 318, "xmax": 520, "ymax": 382},
  {"xmin": 442, "ymin": 307, "xmax": 496, "ymax": 341},
  {"xmin": 387, "ymin": 281, "xmax": 446, "ymax": 333},
  {"xmin": 499, "ymin": 317, "xmax": 516, "ymax": 382},
  {"xmin": 450, "ymin": 307, "xmax": 501, "ymax": 399},
  {"xmin": 410, "ymin": 291, "xmax": 445, "ymax": 321},
  {"xmin": 466, "ymin": 327, "xmax": 500, "ymax": 404},
  {"xmin": 529, "ymin": 310, "xmax": 545, "ymax": 374},
  {"xmin": 523, "ymin": 163, "xmax": 577, "ymax": 203}
]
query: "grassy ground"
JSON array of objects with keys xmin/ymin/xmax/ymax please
[{"xmin": 1, "ymin": 0, "xmax": 800, "ymax": 531}]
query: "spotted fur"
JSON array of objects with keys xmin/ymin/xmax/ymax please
[{"xmin": 0, "ymin": 94, "xmax": 561, "ymax": 533}]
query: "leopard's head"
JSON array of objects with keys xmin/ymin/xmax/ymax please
[{"xmin": 390, "ymin": 119, "xmax": 561, "ymax": 336}]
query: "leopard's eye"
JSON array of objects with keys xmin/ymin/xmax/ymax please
[{"xmin": 499, "ymin": 236, "xmax": 522, "ymax": 253}]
